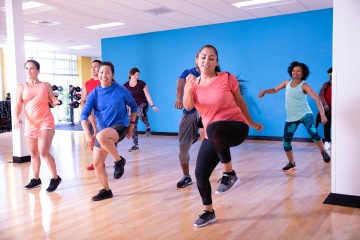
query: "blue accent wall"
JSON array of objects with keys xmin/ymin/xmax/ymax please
[{"xmin": 102, "ymin": 9, "xmax": 332, "ymax": 138}]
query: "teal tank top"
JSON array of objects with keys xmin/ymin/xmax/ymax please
[{"xmin": 285, "ymin": 80, "xmax": 312, "ymax": 122}]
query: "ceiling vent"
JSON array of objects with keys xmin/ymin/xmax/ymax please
[
  {"xmin": 31, "ymin": 19, "xmax": 61, "ymax": 26},
  {"xmin": 145, "ymin": 7, "xmax": 177, "ymax": 16},
  {"xmin": 60, "ymin": 39, "xmax": 80, "ymax": 43}
]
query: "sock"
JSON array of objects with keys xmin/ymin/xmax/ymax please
[{"xmin": 224, "ymin": 170, "xmax": 235, "ymax": 175}]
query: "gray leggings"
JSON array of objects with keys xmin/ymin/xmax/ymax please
[
  {"xmin": 178, "ymin": 111, "xmax": 199, "ymax": 164},
  {"xmin": 179, "ymin": 141, "xmax": 192, "ymax": 164}
]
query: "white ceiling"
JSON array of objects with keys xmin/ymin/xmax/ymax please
[{"xmin": 0, "ymin": 0, "xmax": 333, "ymax": 58}]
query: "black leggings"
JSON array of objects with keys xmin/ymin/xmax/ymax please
[
  {"xmin": 323, "ymin": 108, "xmax": 331, "ymax": 142},
  {"xmin": 195, "ymin": 120, "xmax": 249, "ymax": 205}
]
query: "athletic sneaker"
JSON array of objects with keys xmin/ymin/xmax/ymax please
[
  {"xmin": 87, "ymin": 163, "xmax": 106, "ymax": 170},
  {"xmin": 282, "ymin": 162, "xmax": 296, "ymax": 171},
  {"xmin": 194, "ymin": 210, "xmax": 217, "ymax": 227},
  {"xmin": 24, "ymin": 178, "xmax": 42, "ymax": 189},
  {"xmin": 177, "ymin": 175, "xmax": 193, "ymax": 188},
  {"xmin": 129, "ymin": 145, "xmax": 139, "ymax": 152},
  {"xmin": 322, "ymin": 150, "xmax": 331, "ymax": 163},
  {"xmin": 114, "ymin": 157, "xmax": 126, "ymax": 179},
  {"xmin": 145, "ymin": 128, "xmax": 151, "ymax": 137},
  {"xmin": 215, "ymin": 172, "xmax": 239, "ymax": 194},
  {"xmin": 46, "ymin": 176, "xmax": 62, "ymax": 192},
  {"xmin": 92, "ymin": 189, "xmax": 113, "ymax": 201}
]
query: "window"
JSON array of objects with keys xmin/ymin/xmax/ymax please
[{"xmin": 26, "ymin": 51, "xmax": 78, "ymax": 123}]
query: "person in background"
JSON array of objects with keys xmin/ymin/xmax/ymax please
[
  {"xmin": 258, "ymin": 61, "xmax": 331, "ymax": 172},
  {"xmin": 183, "ymin": 44, "xmax": 263, "ymax": 227},
  {"xmin": 174, "ymin": 53, "xmax": 202, "ymax": 188},
  {"xmin": 124, "ymin": 67, "xmax": 158, "ymax": 152},
  {"xmin": 14, "ymin": 60, "xmax": 62, "ymax": 192},
  {"xmin": 80, "ymin": 60, "xmax": 104, "ymax": 170},
  {"xmin": 6, "ymin": 92, "xmax": 11, "ymax": 101},
  {"xmin": 81, "ymin": 61, "xmax": 137, "ymax": 201},
  {"xmin": 317, "ymin": 67, "xmax": 332, "ymax": 149}
]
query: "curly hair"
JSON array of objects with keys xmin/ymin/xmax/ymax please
[{"xmin": 287, "ymin": 61, "xmax": 310, "ymax": 80}]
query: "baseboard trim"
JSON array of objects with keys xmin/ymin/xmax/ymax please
[
  {"xmin": 323, "ymin": 193, "xmax": 360, "ymax": 209},
  {"xmin": 12, "ymin": 155, "xmax": 31, "ymax": 163},
  {"xmin": 139, "ymin": 132, "xmax": 313, "ymax": 142}
]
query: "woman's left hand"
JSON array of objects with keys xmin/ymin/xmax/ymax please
[
  {"xmin": 250, "ymin": 122, "xmax": 264, "ymax": 131},
  {"xmin": 52, "ymin": 96, "xmax": 61, "ymax": 106},
  {"xmin": 151, "ymin": 105, "xmax": 159, "ymax": 112}
]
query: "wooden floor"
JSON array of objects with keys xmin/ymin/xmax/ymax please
[{"xmin": 0, "ymin": 130, "xmax": 359, "ymax": 240}]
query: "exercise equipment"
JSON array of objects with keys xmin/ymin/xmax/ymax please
[
  {"xmin": 68, "ymin": 84, "xmax": 82, "ymax": 125},
  {"xmin": 52, "ymin": 85, "xmax": 63, "ymax": 91},
  {"xmin": 69, "ymin": 101, "xmax": 80, "ymax": 108}
]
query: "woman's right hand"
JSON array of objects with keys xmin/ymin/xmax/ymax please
[
  {"xmin": 85, "ymin": 132, "xmax": 94, "ymax": 150},
  {"xmin": 14, "ymin": 117, "xmax": 22, "ymax": 130},
  {"xmin": 258, "ymin": 90, "xmax": 266, "ymax": 99},
  {"xmin": 184, "ymin": 74, "xmax": 196, "ymax": 92}
]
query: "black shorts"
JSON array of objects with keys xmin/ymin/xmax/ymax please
[{"xmin": 94, "ymin": 124, "xmax": 128, "ymax": 148}]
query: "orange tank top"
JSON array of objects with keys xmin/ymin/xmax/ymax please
[{"xmin": 21, "ymin": 82, "xmax": 54, "ymax": 130}]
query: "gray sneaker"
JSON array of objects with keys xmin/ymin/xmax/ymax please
[
  {"xmin": 145, "ymin": 128, "xmax": 151, "ymax": 137},
  {"xmin": 129, "ymin": 145, "xmax": 139, "ymax": 152},
  {"xmin": 194, "ymin": 210, "xmax": 217, "ymax": 227},
  {"xmin": 215, "ymin": 172, "xmax": 239, "ymax": 194}
]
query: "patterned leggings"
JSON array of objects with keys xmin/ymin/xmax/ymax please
[
  {"xmin": 130, "ymin": 102, "xmax": 150, "ymax": 146},
  {"xmin": 283, "ymin": 113, "xmax": 321, "ymax": 151}
]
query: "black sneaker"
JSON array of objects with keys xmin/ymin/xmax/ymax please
[
  {"xmin": 24, "ymin": 178, "xmax": 42, "ymax": 189},
  {"xmin": 322, "ymin": 150, "xmax": 331, "ymax": 163},
  {"xmin": 46, "ymin": 176, "xmax": 62, "ymax": 192},
  {"xmin": 177, "ymin": 175, "xmax": 193, "ymax": 188},
  {"xmin": 114, "ymin": 157, "xmax": 126, "ymax": 179},
  {"xmin": 145, "ymin": 128, "xmax": 151, "ymax": 137},
  {"xmin": 282, "ymin": 162, "xmax": 296, "ymax": 171},
  {"xmin": 194, "ymin": 210, "xmax": 217, "ymax": 227},
  {"xmin": 92, "ymin": 189, "xmax": 113, "ymax": 201},
  {"xmin": 129, "ymin": 145, "xmax": 139, "ymax": 152}
]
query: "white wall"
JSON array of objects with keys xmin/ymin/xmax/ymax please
[{"xmin": 332, "ymin": 0, "xmax": 360, "ymax": 195}]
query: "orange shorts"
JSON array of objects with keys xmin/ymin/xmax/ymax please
[{"xmin": 25, "ymin": 123, "xmax": 54, "ymax": 138}]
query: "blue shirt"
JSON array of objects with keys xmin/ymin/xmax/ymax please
[
  {"xmin": 80, "ymin": 81, "xmax": 137, "ymax": 130},
  {"xmin": 179, "ymin": 67, "xmax": 200, "ymax": 114}
]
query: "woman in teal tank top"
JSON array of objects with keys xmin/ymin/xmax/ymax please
[{"xmin": 258, "ymin": 61, "xmax": 331, "ymax": 171}]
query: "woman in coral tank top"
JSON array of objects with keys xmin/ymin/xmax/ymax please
[
  {"xmin": 184, "ymin": 44, "xmax": 263, "ymax": 227},
  {"xmin": 14, "ymin": 60, "xmax": 62, "ymax": 192}
]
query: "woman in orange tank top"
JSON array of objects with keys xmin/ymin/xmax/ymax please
[{"xmin": 14, "ymin": 60, "xmax": 62, "ymax": 192}]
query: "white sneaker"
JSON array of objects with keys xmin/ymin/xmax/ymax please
[{"xmin": 324, "ymin": 141, "xmax": 330, "ymax": 150}]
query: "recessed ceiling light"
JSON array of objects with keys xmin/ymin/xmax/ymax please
[
  {"xmin": 1, "ymin": 1, "xmax": 44, "ymax": 11},
  {"xmin": 67, "ymin": 45, "xmax": 92, "ymax": 50},
  {"xmin": 232, "ymin": 0, "xmax": 281, "ymax": 8},
  {"xmin": 24, "ymin": 36, "xmax": 43, "ymax": 42},
  {"xmin": 23, "ymin": 1, "xmax": 45, "ymax": 9},
  {"xmin": 86, "ymin": 22, "xmax": 125, "ymax": 30}
]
